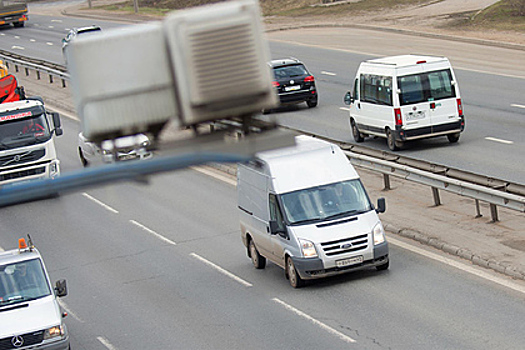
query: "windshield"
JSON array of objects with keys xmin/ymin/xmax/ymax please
[
  {"xmin": 0, "ymin": 258, "xmax": 52, "ymax": 306},
  {"xmin": 279, "ymin": 179, "xmax": 373, "ymax": 225},
  {"xmin": 0, "ymin": 113, "xmax": 51, "ymax": 150}
]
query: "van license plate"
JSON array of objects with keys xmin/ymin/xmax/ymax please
[
  {"xmin": 336, "ymin": 256, "xmax": 363, "ymax": 268},
  {"xmin": 285, "ymin": 85, "xmax": 300, "ymax": 91}
]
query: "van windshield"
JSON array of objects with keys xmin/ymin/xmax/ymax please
[
  {"xmin": 398, "ymin": 69, "xmax": 456, "ymax": 106},
  {"xmin": 279, "ymin": 179, "xmax": 373, "ymax": 225},
  {"xmin": 0, "ymin": 258, "xmax": 52, "ymax": 306}
]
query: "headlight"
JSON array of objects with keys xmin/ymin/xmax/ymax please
[
  {"xmin": 44, "ymin": 325, "xmax": 64, "ymax": 340},
  {"xmin": 373, "ymin": 222, "xmax": 386, "ymax": 245},
  {"xmin": 141, "ymin": 140, "xmax": 150, "ymax": 148},
  {"xmin": 299, "ymin": 239, "xmax": 318, "ymax": 258}
]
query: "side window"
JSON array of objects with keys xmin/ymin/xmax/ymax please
[
  {"xmin": 269, "ymin": 194, "xmax": 286, "ymax": 230},
  {"xmin": 360, "ymin": 74, "xmax": 392, "ymax": 106},
  {"xmin": 428, "ymin": 69, "xmax": 456, "ymax": 100},
  {"xmin": 353, "ymin": 78, "xmax": 359, "ymax": 101}
]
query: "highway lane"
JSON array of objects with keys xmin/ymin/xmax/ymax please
[
  {"xmin": 0, "ymin": 13, "xmax": 523, "ymax": 183},
  {"xmin": 1, "ymin": 117, "xmax": 525, "ymax": 349}
]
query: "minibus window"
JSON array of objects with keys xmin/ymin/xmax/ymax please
[
  {"xmin": 360, "ymin": 74, "xmax": 392, "ymax": 106},
  {"xmin": 398, "ymin": 69, "xmax": 456, "ymax": 106}
]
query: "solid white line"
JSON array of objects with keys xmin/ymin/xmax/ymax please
[
  {"xmin": 81, "ymin": 193, "xmax": 119, "ymax": 214},
  {"xmin": 190, "ymin": 253, "xmax": 253, "ymax": 287},
  {"xmin": 511, "ymin": 104, "xmax": 525, "ymax": 109},
  {"xmin": 321, "ymin": 71, "xmax": 336, "ymax": 76},
  {"xmin": 129, "ymin": 220, "xmax": 176, "ymax": 246},
  {"xmin": 58, "ymin": 299, "xmax": 83, "ymax": 322},
  {"xmin": 387, "ymin": 236, "xmax": 525, "ymax": 295},
  {"xmin": 191, "ymin": 166, "xmax": 237, "ymax": 186},
  {"xmin": 272, "ymin": 298, "xmax": 357, "ymax": 343},
  {"xmin": 97, "ymin": 336, "xmax": 118, "ymax": 350},
  {"xmin": 485, "ymin": 136, "xmax": 514, "ymax": 145}
]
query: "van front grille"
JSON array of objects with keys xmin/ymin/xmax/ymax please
[{"xmin": 320, "ymin": 234, "xmax": 369, "ymax": 256}]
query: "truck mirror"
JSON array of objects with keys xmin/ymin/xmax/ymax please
[
  {"xmin": 55, "ymin": 279, "xmax": 68, "ymax": 297},
  {"xmin": 269, "ymin": 220, "xmax": 287, "ymax": 237},
  {"xmin": 376, "ymin": 197, "xmax": 386, "ymax": 214},
  {"xmin": 343, "ymin": 91, "xmax": 353, "ymax": 105},
  {"xmin": 51, "ymin": 112, "xmax": 63, "ymax": 136}
]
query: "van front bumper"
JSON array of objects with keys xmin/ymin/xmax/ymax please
[{"xmin": 292, "ymin": 242, "xmax": 389, "ymax": 280}]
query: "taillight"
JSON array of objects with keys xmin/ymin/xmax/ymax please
[
  {"xmin": 272, "ymin": 81, "xmax": 280, "ymax": 87},
  {"xmin": 304, "ymin": 75, "xmax": 315, "ymax": 83},
  {"xmin": 394, "ymin": 108, "xmax": 403, "ymax": 126},
  {"xmin": 456, "ymin": 98, "xmax": 463, "ymax": 116}
]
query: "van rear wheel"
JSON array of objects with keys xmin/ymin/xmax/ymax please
[
  {"xmin": 447, "ymin": 133, "xmax": 460, "ymax": 143},
  {"xmin": 249, "ymin": 239, "xmax": 266, "ymax": 269},
  {"xmin": 286, "ymin": 257, "xmax": 304, "ymax": 288},
  {"xmin": 386, "ymin": 129, "xmax": 403, "ymax": 151}
]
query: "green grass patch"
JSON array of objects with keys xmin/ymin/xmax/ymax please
[{"xmin": 471, "ymin": 0, "xmax": 525, "ymax": 31}]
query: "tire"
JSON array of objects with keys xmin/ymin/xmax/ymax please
[
  {"xmin": 447, "ymin": 133, "xmax": 460, "ymax": 143},
  {"xmin": 306, "ymin": 96, "xmax": 318, "ymax": 108},
  {"xmin": 376, "ymin": 260, "xmax": 389, "ymax": 271},
  {"xmin": 262, "ymin": 109, "xmax": 270, "ymax": 115},
  {"xmin": 286, "ymin": 256, "xmax": 304, "ymax": 288},
  {"xmin": 249, "ymin": 239, "xmax": 266, "ymax": 269},
  {"xmin": 386, "ymin": 128, "xmax": 403, "ymax": 151},
  {"xmin": 13, "ymin": 22, "xmax": 24, "ymax": 28},
  {"xmin": 351, "ymin": 119, "xmax": 364, "ymax": 142},
  {"xmin": 78, "ymin": 147, "xmax": 89, "ymax": 167}
]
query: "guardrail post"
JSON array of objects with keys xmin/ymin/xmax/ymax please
[
  {"xmin": 36, "ymin": 71, "xmax": 41, "ymax": 80},
  {"xmin": 431, "ymin": 187, "xmax": 441, "ymax": 206},
  {"xmin": 15, "ymin": 65, "xmax": 19, "ymax": 73},
  {"xmin": 383, "ymin": 174, "xmax": 391, "ymax": 190},
  {"xmin": 61, "ymin": 79, "xmax": 66, "ymax": 88},
  {"xmin": 24, "ymin": 67, "xmax": 29, "ymax": 76},
  {"xmin": 49, "ymin": 74, "xmax": 53, "ymax": 84},
  {"xmin": 490, "ymin": 204, "xmax": 499, "ymax": 222},
  {"xmin": 475, "ymin": 199, "xmax": 483, "ymax": 218}
]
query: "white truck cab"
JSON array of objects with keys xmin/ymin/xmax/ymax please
[
  {"xmin": 344, "ymin": 55, "xmax": 465, "ymax": 151},
  {"xmin": 0, "ymin": 237, "xmax": 69, "ymax": 349},
  {"xmin": 237, "ymin": 135, "xmax": 389, "ymax": 288},
  {"xmin": 0, "ymin": 98, "xmax": 63, "ymax": 185}
]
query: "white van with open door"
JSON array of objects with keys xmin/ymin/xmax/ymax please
[
  {"xmin": 344, "ymin": 55, "xmax": 465, "ymax": 150},
  {"xmin": 237, "ymin": 135, "xmax": 389, "ymax": 288}
]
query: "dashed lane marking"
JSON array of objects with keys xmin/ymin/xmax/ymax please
[{"xmin": 190, "ymin": 253, "xmax": 253, "ymax": 287}]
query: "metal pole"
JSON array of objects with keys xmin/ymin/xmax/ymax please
[
  {"xmin": 383, "ymin": 173, "xmax": 391, "ymax": 191},
  {"xmin": 431, "ymin": 187, "xmax": 441, "ymax": 206},
  {"xmin": 490, "ymin": 204, "xmax": 499, "ymax": 222}
]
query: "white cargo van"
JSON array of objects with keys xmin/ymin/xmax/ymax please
[
  {"xmin": 237, "ymin": 135, "xmax": 389, "ymax": 288},
  {"xmin": 344, "ymin": 55, "xmax": 465, "ymax": 150},
  {"xmin": 0, "ymin": 237, "xmax": 69, "ymax": 349}
]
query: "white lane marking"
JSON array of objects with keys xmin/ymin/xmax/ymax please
[
  {"xmin": 387, "ymin": 236, "xmax": 525, "ymax": 295},
  {"xmin": 58, "ymin": 299, "xmax": 83, "ymax": 322},
  {"xmin": 46, "ymin": 105, "xmax": 79, "ymax": 121},
  {"xmin": 81, "ymin": 193, "xmax": 119, "ymax": 214},
  {"xmin": 511, "ymin": 104, "xmax": 525, "ymax": 109},
  {"xmin": 11, "ymin": 46, "xmax": 25, "ymax": 50},
  {"xmin": 321, "ymin": 71, "xmax": 336, "ymax": 76},
  {"xmin": 97, "ymin": 336, "xmax": 118, "ymax": 350},
  {"xmin": 273, "ymin": 298, "xmax": 357, "ymax": 343},
  {"xmin": 30, "ymin": 39, "xmax": 36, "ymax": 42},
  {"xmin": 129, "ymin": 219, "xmax": 176, "ymax": 246},
  {"xmin": 485, "ymin": 136, "xmax": 514, "ymax": 145},
  {"xmin": 191, "ymin": 166, "xmax": 237, "ymax": 186},
  {"xmin": 339, "ymin": 107, "xmax": 350, "ymax": 112},
  {"xmin": 46, "ymin": 42, "xmax": 54, "ymax": 46},
  {"xmin": 0, "ymin": 246, "xmax": 4, "ymax": 252},
  {"xmin": 190, "ymin": 253, "xmax": 253, "ymax": 287},
  {"xmin": 14, "ymin": 36, "xmax": 20, "ymax": 39},
  {"xmin": 51, "ymin": 19, "xmax": 63, "ymax": 23},
  {"xmin": 48, "ymin": 26, "xmax": 55, "ymax": 29}
]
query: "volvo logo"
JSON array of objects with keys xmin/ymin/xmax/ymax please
[
  {"xmin": 340, "ymin": 243, "xmax": 352, "ymax": 249},
  {"xmin": 13, "ymin": 155, "xmax": 22, "ymax": 162},
  {"xmin": 11, "ymin": 335, "xmax": 24, "ymax": 348}
]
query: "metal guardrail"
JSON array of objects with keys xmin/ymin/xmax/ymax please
[
  {"xmin": 0, "ymin": 49, "xmax": 69, "ymax": 87},
  {"xmin": 1, "ymin": 50, "xmax": 523, "ymax": 221}
]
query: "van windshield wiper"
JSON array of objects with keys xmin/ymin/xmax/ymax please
[
  {"xmin": 323, "ymin": 210, "xmax": 365, "ymax": 221},
  {"xmin": 290, "ymin": 217, "xmax": 323, "ymax": 225}
]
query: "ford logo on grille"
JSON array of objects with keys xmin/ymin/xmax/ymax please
[
  {"xmin": 12, "ymin": 335, "xmax": 24, "ymax": 348},
  {"xmin": 340, "ymin": 243, "xmax": 352, "ymax": 249}
]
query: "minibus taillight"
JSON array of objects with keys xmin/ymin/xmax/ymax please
[
  {"xmin": 394, "ymin": 108, "xmax": 403, "ymax": 126},
  {"xmin": 456, "ymin": 98, "xmax": 463, "ymax": 116},
  {"xmin": 272, "ymin": 81, "xmax": 280, "ymax": 87},
  {"xmin": 304, "ymin": 75, "xmax": 315, "ymax": 83}
]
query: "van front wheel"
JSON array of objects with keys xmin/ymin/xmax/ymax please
[
  {"xmin": 286, "ymin": 257, "xmax": 304, "ymax": 288},
  {"xmin": 249, "ymin": 239, "xmax": 266, "ymax": 269},
  {"xmin": 351, "ymin": 119, "xmax": 364, "ymax": 142}
]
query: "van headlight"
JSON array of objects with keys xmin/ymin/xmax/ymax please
[
  {"xmin": 299, "ymin": 239, "xmax": 318, "ymax": 258},
  {"xmin": 373, "ymin": 222, "xmax": 386, "ymax": 245},
  {"xmin": 44, "ymin": 325, "xmax": 64, "ymax": 340}
]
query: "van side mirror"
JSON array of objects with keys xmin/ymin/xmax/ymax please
[
  {"xmin": 269, "ymin": 220, "xmax": 287, "ymax": 237},
  {"xmin": 343, "ymin": 91, "xmax": 353, "ymax": 105},
  {"xmin": 55, "ymin": 279, "xmax": 68, "ymax": 297},
  {"xmin": 376, "ymin": 198, "xmax": 386, "ymax": 214},
  {"xmin": 51, "ymin": 112, "xmax": 63, "ymax": 136}
]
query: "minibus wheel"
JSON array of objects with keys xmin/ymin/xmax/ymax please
[
  {"xmin": 351, "ymin": 119, "xmax": 364, "ymax": 142},
  {"xmin": 249, "ymin": 239, "xmax": 266, "ymax": 269},
  {"xmin": 286, "ymin": 257, "xmax": 304, "ymax": 288},
  {"xmin": 386, "ymin": 129, "xmax": 403, "ymax": 151},
  {"xmin": 447, "ymin": 133, "xmax": 460, "ymax": 143}
]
